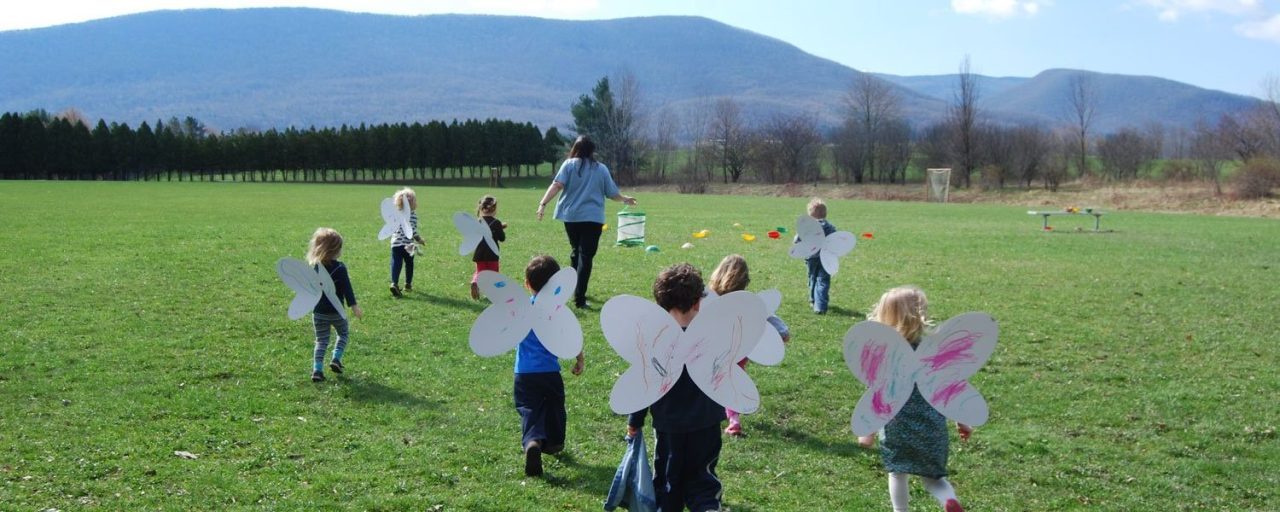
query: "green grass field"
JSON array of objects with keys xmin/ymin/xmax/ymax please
[{"xmin": 1, "ymin": 181, "xmax": 1276, "ymax": 511}]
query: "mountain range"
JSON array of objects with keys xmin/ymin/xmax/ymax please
[{"xmin": 0, "ymin": 8, "xmax": 1262, "ymax": 134}]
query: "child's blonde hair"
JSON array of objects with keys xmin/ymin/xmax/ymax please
[
  {"xmin": 807, "ymin": 198, "xmax": 827, "ymax": 219},
  {"xmin": 394, "ymin": 187, "xmax": 417, "ymax": 210},
  {"xmin": 306, "ymin": 227, "xmax": 343, "ymax": 266},
  {"xmin": 477, "ymin": 194, "xmax": 497, "ymax": 217},
  {"xmin": 708, "ymin": 254, "xmax": 750, "ymax": 295},
  {"xmin": 870, "ymin": 286, "xmax": 930, "ymax": 344}
]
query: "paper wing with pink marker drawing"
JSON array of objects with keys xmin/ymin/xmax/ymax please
[
  {"xmin": 842, "ymin": 312, "xmax": 998, "ymax": 437},
  {"xmin": 467, "ymin": 268, "xmax": 582, "ymax": 359},
  {"xmin": 602, "ymin": 290, "xmax": 767, "ymax": 415}
]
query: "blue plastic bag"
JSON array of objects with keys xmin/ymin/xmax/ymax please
[{"xmin": 603, "ymin": 433, "xmax": 657, "ymax": 512}]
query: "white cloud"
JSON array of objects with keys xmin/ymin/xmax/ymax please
[
  {"xmin": 1138, "ymin": 0, "xmax": 1262, "ymax": 22},
  {"xmin": 951, "ymin": 0, "xmax": 1050, "ymax": 18},
  {"xmin": 1237, "ymin": 12, "xmax": 1280, "ymax": 41}
]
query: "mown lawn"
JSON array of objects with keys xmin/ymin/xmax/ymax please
[{"xmin": 1, "ymin": 181, "xmax": 1276, "ymax": 511}]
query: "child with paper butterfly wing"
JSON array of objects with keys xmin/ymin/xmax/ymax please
[
  {"xmin": 608, "ymin": 263, "xmax": 767, "ymax": 512},
  {"xmin": 706, "ymin": 254, "xmax": 790, "ymax": 437},
  {"xmin": 453, "ymin": 194, "xmax": 506, "ymax": 300},
  {"xmin": 468, "ymin": 256, "xmax": 584, "ymax": 477},
  {"xmin": 844, "ymin": 286, "xmax": 996, "ymax": 512},
  {"xmin": 277, "ymin": 228, "xmax": 363, "ymax": 383},
  {"xmin": 790, "ymin": 198, "xmax": 856, "ymax": 314},
  {"xmin": 386, "ymin": 187, "xmax": 424, "ymax": 297}
]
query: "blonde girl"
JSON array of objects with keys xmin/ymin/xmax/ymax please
[
  {"xmin": 470, "ymin": 195, "xmax": 507, "ymax": 299},
  {"xmin": 860, "ymin": 286, "xmax": 971, "ymax": 512},
  {"xmin": 389, "ymin": 187, "xmax": 424, "ymax": 297},
  {"xmin": 707, "ymin": 254, "xmax": 789, "ymax": 436},
  {"xmin": 306, "ymin": 228, "xmax": 363, "ymax": 382}
]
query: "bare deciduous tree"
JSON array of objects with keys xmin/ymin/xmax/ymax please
[
  {"xmin": 1191, "ymin": 118, "xmax": 1232, "ymax": 195},
  {"xmin": 835, "ymin": 74, "xmax": 902, "ymax": 183},
  {"xmin": 949, "ymin": 56, "xmax": 981, "ymax": 188},
  {"xmin": 1066, "ymin": 73, "xmax": 1097, "ymax": 178},
  {"xmin": 653, "ymin": 106, "xmax": 679, "ymax": 182},
  {"xmin": 710, "ymin": 98, "xmax": 750, "ymax": 183},
  {"xmin": 761, "ymin": 112, "xmax": 822, "ymax": 184},
  {"xmin": 1098, "ymin": 127, "xmax": 1159, "ymax": 180}
]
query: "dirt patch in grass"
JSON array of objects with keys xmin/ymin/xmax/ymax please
[{"xmin": 633, "ymin": 180, "xmax": 1280, "ymax": 218}]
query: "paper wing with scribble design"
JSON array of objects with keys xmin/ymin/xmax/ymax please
[
  {"xmin": 842, "ymin": 321, "xmax": 920, "ymax": 437},
  {"xmin": 602, "ymin": 295, "xmax": 685, "ymax": 414},
  {"xmin": 842, "ymin": 313, "xmax": 997, "ymax": 437},
  {"xmin": 914, "ymin": 313, "xmax": 998, "ymax": 427},
  {"xmin": 683, "ymin": 290, "xmax": 767, "ymax": 414}
]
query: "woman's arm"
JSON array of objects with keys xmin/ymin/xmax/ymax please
[
  {"xmin": 536, "ymin": 181, "xmax": 564, "ymax": 221},
  {"xmin": 609, "ymin": 193, "xmax": 637, "ymax": 205}
]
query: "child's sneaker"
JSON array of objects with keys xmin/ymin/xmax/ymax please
[
  {"xmin": 470, "ymin": 282, "xmax": 480, "ymax": 300},
  {"xmin": 524, "ymin": 440, "xmax": 543, "ymax": 477},
  {"xmin": 311, "ymin": 371, "xmax": 325, "ymax": 382},
  {"xmin": 945, "ymin": 499, "xmax": 965, "ymax": 512},
  {"xmin": 329, "ymin": 360, "xmax": 344, "ymax": 374},
  {"xmin": 724, "ymin": 422, "xmax": 743, "ymax": 437},
  {"xmin": 390, "ymin": 284, "xmax": 402, "ymax": 298}
]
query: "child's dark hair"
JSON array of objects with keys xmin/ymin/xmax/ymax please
[
  {"xmin": 654, "ymin": 263, "xmax": 704, "ymax": 313},
  {"xmin": 477, "ymin": 195, "xmax": 497, "ymax": 217},
  {"xmin": 525, "ymin": 255, "xmax": 560, "ymax": 293}
]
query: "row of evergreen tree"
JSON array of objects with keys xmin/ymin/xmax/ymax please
[{"xmin": 0, "ymin": 110, "xmax": 566, "ymax": 181}]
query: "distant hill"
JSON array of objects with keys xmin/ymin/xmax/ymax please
[{"xmin": 0, "ymin": 9, "xmax": 1259, "ymax": 134}]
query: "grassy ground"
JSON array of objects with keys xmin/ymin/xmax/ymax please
[{"xmin": 1, "ymin": 181, "xmax": 1276, "ymax": 511}]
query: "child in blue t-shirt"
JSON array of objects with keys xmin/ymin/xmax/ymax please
[{"xmin": 515, "ymin": 255, "xmax": 585, "ymax": 477}]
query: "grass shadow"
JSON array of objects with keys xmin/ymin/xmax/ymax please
[
  {"xmin": 338, "ymin": 376, "xmax": 440, "ymax": 409},
  {"xmin": 401, "ymin": 291, "xmax": 487, "ymax": 312},
  {"xmin": 543, "ymin": 446, "xmax": 622, "ymax": 493},
  {"xmin": 750, "ymin": 421, "xmax": 872, "ymax": 460},
  {"xmin": 827, "ymin": 305, "xmax": 865, "ymax": 319}
]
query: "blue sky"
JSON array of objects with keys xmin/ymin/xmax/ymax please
[{"xmin": 2, "ymin": 0, "xmax": 1277, "ymax": 97}]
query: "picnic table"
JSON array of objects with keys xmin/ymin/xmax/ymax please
[{"xmin": 1028, "ymin": 208, "xmax": 1105, "ymax": 231}]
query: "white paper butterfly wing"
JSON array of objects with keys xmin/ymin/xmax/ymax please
[
  {"xmin": 915, "ymin": 313, "xmax": 999, "ymax": 427},
  {"xmin": 684, "ymin": 291, "xmax": 766, "ymax": 414},
  {"xmin": 530, "ymin": 268, "xmax": 582, "ymax": 359},
  {"xmin": 468, "ymin": 271, "xmax": 532, "ymax": 357},
  {"xmin": 276, "ymin": 258, "xmax": 323, "ymax": 320},
  {"xmin": 397, "ymin": 200, "xmax": 414, "ymax": 240},
  {"xmin": 378, "ymin": 198, "xmax": 400, "ymax": 240},
  {"xmin": 843, "ymin": 320, "xmax": 920, "ymax": 437},
  {"xmin": 789, "ymin": 214, "xmax": 824, "ymax": 260},
  {"xmin": 451, "ymin": 211, "xmax": 484, "ymax": 256},
  {"xmin": 314, "ymin": 261, "xmax": 347, "ymax": 320},
  {"xmin": 480, "ymin": 219, "xmax": 499, "ymax": 258},
  {"xmin": 746, "ymin": 288, "xmax": 785, "ymax": 365},
  {"xmin": 819, "ymin": 231, "xmax": 857, "ymax": 275},
  {"xmin": 601, "ymin": 295, "xmax": 685, "ymax": 414}
]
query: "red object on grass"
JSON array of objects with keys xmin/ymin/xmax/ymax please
[
  {"xmin": 1043, "ymin": 226, "xmax": 1053, "ymax": 231},
  {"xmin": 767, "ymin": 230, "xmax": 780, "ymax": 239},
  {"xmin": 861, "ymin": 232, "xmax": 874, "ymax": 239}
]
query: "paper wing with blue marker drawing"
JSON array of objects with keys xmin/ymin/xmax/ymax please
[
  {"xmin": 451, "ymin": 211, "xmax": 499, "ymax": 257},
  {"xmin": 842, "ymin": 312, "xmax": 997, "ymax": 437},
  {"xmin": 602, "ymin": 290, "xmax": 766, "ymax": 415},
  {"xmin": 467, "ymin": 268, "xmax": 582, "ymax": 359},
  {"xmin": 378, "ymin": 197, "xmax": 414, "ymax": 241},
  {"xmin": 789, "ymin": 214, "xmax": 857, "ymax": 275},
  {"xmin": 276, "ymin": 257, "xmax": 346, "ymax": 320}
]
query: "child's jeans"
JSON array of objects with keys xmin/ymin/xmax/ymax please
[
  {"xmin": 390, "ymin": 245, "xmax": 414, "ymax": 286},
  {"xmin": 313, "ymin": 312, "xmax": 349, "ymax": 370},
  {"xmin": 807, "ymin": 258, "xmax": 831, "ymax": 312},
  {"xmin": 514, "ymin": 372, "xmax": 567, "ymax": 450},
  {"xmin": 653, "ymin": 425, "xmax": 722, "ymax": 512}
]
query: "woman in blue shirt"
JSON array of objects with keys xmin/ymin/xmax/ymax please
[{"xmin": 535, "ymin": 135, "xmax": 636, "ymax": 309}]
